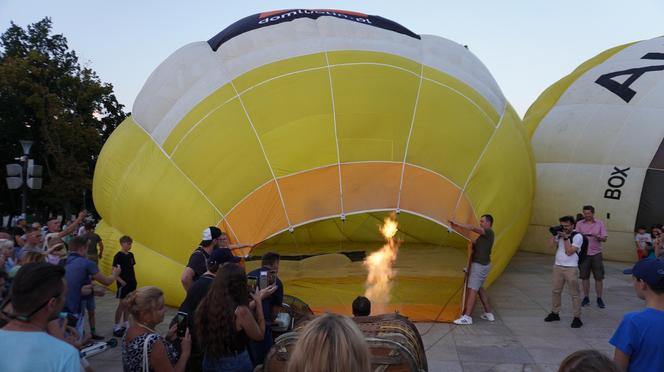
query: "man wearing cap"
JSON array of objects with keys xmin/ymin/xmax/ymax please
[
  {"xmin": 181, "ymin": 226, "xmax": 226, "ymax": 291},
  {"xmin": 610, "ymin": 259, "xmax": 664, "ymax": 371},
  {"xmin": 178, "ymin": 247, "xmax": 241, "ymax": 372}
]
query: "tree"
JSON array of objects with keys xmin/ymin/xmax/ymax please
[{"xmin": 0, "ymin": 17, "xmax": 127, "ymax": 217}]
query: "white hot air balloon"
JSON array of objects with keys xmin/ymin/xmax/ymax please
[{"xmin": 522, "ymin": 36, "xmax": 664, "ymax": 261}]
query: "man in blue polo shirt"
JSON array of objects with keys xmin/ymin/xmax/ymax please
[
  {"xmin": 610, "ymin": 259, "xmax": 664, "ymax": 372},
  {"xmin": 63, "ymin": 236, "xmax": 119, "ymax": 339}
]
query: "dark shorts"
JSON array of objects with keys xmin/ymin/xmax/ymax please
[
  {"xmin": 81, "ymin": 296, "xmax": 95, "ymax": 311},
  {"xmin": 579, "ymin": 253, "xmax": 605, "ymax": 280},
  {"xmin": 116, "ymin": 282, "xmax": 137, "ymax": 299}
]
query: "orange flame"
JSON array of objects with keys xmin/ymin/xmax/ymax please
[{"xmin": 363, "ymin": 216, "xmax": 400, "ymax": 313}]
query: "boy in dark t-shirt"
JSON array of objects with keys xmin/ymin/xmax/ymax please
[{"xmin": 112, "ymin": 235, "xmax": 136, "ymax": 337}]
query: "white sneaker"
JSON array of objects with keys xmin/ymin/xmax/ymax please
[
  {"xmin": 453, "ymin": 315, "xmax": 473, "ymax": 325},
  {"xmin": 480, "ymin": 312, "xmax": 495, "ymax": 321}
]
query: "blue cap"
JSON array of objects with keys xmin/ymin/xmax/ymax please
[
  {"xmin": 209, "ymin": 247, "xmax": 241, "ymax": 266},
  {"xmin": 623, "ymin": 259, "xmax": 664, "ymax": 288}
]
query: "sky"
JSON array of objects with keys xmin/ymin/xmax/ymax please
[{"xmin": 1, "ymin": 0, "xmax": 662, "ymax": 117}]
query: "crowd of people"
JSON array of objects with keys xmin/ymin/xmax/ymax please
[{"xmin": 1, "ymin": 208, "xmax": 663, "ymax": 371}]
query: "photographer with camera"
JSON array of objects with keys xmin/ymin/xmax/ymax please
[{"xmin": 544, "ymin": 216, "xmax": 584, "ymax": 328}]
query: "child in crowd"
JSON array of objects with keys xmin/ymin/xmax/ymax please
[
  {"xmin": 634, "ymin": 226, "xmax": 652, "ymax": 260},
  {"xmin": 112, "ymin": 235, "xmax": 137, "ymax": 337},
  {"xmin": 610, "ymin": 259, "xmax": 664, "ymax": 371}
]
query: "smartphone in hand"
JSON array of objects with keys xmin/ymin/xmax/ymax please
[
  {"xmin": 247, "ymin": 275, "xmax": 258, "ymax": 293},
  {"xmin": 176, "ymin": 311, "xmax": 188, "ymax": 338}
]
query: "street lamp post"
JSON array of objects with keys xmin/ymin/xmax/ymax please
[
  {"xmin": 5, "ymin": 140, "xmax": 42, "ymax": 215},
  {"xmin": 19, "ymin": 140, "xmax": 33, "ymax": 214}
]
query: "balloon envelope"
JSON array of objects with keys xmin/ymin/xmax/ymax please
[
  {"xmin": 522, "ymin": 35, "xmax": 664, "ymax": 261},
  {"xmin": 93, "ymin": 10, "xmax": 534, "ymax": 321}
]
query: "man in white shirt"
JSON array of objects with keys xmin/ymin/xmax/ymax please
[{"xmin": 544, "ymin": 215, "xmax": 584, "ymax": 328}]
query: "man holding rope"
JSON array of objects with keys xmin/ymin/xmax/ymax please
[{"xmin": 450, "ymin": 215, "xmax": 495, "ymax": 325}]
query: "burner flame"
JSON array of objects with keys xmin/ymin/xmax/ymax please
[{"xmin": 364, "ymin": 215, "xmax": 400, "ymax": 313}]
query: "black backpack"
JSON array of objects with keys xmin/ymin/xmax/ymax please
[{"xmin": 570, "ymin": 231, "xmax": 589, "ymax": 267}]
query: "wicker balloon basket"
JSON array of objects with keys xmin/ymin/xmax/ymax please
[{"xmin": 262, "ymin": 310, "xmax": 427, "ymax": 372}]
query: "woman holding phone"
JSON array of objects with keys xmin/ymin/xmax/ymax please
[
  {"xmin": 121, "ymin": 286, "xmax": 192, "ymax": 372},
  {"xmin": 195, "ymin": 264, "xmax": 275, "ymax": 372}
]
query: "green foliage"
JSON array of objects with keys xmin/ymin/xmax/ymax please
[{"xmin": 0, "ymin": 17, "xmax": 127, "ymax": 214}]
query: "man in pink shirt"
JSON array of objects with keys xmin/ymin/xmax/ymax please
[{"xmin": 575, "ymin": 205, "xmax": 608, "ymax": 308}]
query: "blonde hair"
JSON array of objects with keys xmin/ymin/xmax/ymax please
[
  {"xmin": 287, "ymin": 313, "xmax": 371, "ymax": 372},
  {"xmin": 122, "ymin": 286, "xmax": 163, "ymax": 320}
]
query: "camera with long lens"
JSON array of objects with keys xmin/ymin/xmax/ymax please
[{"xmin": 549, "ymin": 225, "xmax": 564, "ymax": 236}]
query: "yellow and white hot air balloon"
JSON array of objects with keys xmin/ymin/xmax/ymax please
[
  {"xmin": 522, "ymin": 36, "xmax": 664, "ymax": 261},
  {"xmin": 93, "ymin": 9, "xmax": 534, "ymax": 321}
]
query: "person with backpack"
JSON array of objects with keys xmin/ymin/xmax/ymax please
[
  {"xmin": 544, "ymin": 215, "xmax": 584, "ymax": 328},
  {"xmin": 181, "ymin": 227, "xmax": 233, "ymax": 291}
]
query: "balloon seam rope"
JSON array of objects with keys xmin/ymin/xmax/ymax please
[
  {"xmin": 324, "ymin": 52, "xmax": 345, "ymax": 218},
  {"xmin": 396, "ymin": 63, "xmax": 424, "ymax": 210},
  {"xmin": 230, "ymin": 81, "xmax": 294, "ymax": 231},
  {"xmin": 128, "ymin": 117, "xmax": 239, "ymax": 241},
  {"xmin": 451, "ymin": 104, "xmax": 506, "ymax": 219}
]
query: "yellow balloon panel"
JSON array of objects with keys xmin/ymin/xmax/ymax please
[
  {"xmin": 464, "ymin": 105, "xmax": 534, "ymax": 282},
  {"xmin": 93, "ymin": 118, "xmax": 221, "ymax": 264},
  {"xmin": 96, "ymin": 220, "xmax": 186, "ymax": 304},
  {"xmin": 171, "ymin": 99, "xmax": 273, "ymax": 215},
  {"xmin": 327, "ymin": 50, "xmax": 421, "ymax": 75},
  {"xmin": 422, "ymin": 66, "xmax": 500, "ymax": 125},
  {"xmin": 407, "ymin": 78, "xmax": 494, "ymax": 186},
  {"xmin": 331, "ymin": 63, "xmax": 419, "ymax": 162},
  {"xmin": 241, "ymin": 68, "xmax": 338, "ymax": 176},
  {"xmin": 232, "ymin": 53, "xmax": 328, "ymax": 93},
  {"xmin": 162, "ymin": 84, "xmax": 237, "ymax": 154}
]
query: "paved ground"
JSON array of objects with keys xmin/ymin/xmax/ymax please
[{"xmin": 86, "ymin": 252, "xmax": 641, "ymax": 371}]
